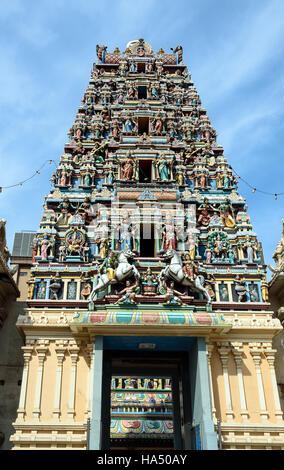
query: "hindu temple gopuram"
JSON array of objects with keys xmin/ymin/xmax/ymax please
[{"xmin": 10, "ymin": 39, "xmax": 284, "ymax": 450}]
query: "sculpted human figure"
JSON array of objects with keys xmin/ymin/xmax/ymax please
[
  {"xmin": 96, "ymin": 44, "xmax": 107, "ymax": 63},
  {"xmin": 27, "ymin": 276, "xmax": 36, "ymax": 300},
  {"xmin": 114, "ymin": 279, "xmax": 139, "ymax": 305},
  {"xmin": 234, "ymin": 275, "xmax": 248, "ymax": 302},
  {"xmin": 49, "ymin": 272, "xmax": 62, "ymax": 300},
  {"xmin": 78, "ymin": 197, "xmax": 95, "ymax": 224},
  {"xmin": 182, "ymin": 253, "xmax": 198, "ymax": 281},
  {"xmin": 58, "ymin": 242, "xmax": 67, "ymax": 262},
  {"xmin": 120, "ymin": 153, "xmax": 134, "ymax": 180},
  {"xmin": 163, "ymin": 280, "xmax": 185, "ymax": 305},
  {"xmin": 119, "ymin": 217, "xmax": 132, "ymax": 251},
  {"xmin": 187, "ymin": 235, "xmax": 198, "ymax": 260},
  {"xmin": 197, "ymin": 198, "xmax": 213, "ymax": 226},
  {"xmin": 244, "ymin": 235, "xmax": 254, "ymax": 263},
  {"xmin": 99, "ymin": 251, "xmax": 117, "ymax": 281},
  {"xmin": 82, "ymin": 243, "xmax": 89, "ymax": 262},
  {"xmin": 154, "ymin": 117, "xmax": 163, "ymax": 134},
  {"xmin": 205, "ymin": 247, "xmax": 212, "ymax": 264},
  {"xmin": 156, "ymin": 154, "xmax": 169, "ymax": 180},
  {"xmin": 205, "ymin": 274, "xmax": 216, "ymax": 300},
  {"xmin": 68, "ymin": 231, "xmax": 83, "ymax": 255},
  {"xmin": 40, "ymin": 235, "xmax": 51, "ymax": 260},
  {"xmin": 124, "ymin": 116, "xmax": 135, "ymax": 133},
  {"xmin": 56, "ymin": 196, "xmax": 76, "ymax": 226},
  {"xmin": 218, "ymin": 198, "xmax": 236, "ymax": 228}
]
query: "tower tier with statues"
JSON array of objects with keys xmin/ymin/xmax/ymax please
[{"xmin": 11, "ymin": 39, "xmax": 284, "ymax": 451}]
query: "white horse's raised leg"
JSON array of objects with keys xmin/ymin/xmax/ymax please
[
  {"xmin": 89, "ymin": 275, "xmax": 109, "ymax": 301},
  {"xmin": 195, "ymin": 276, "xmax": 212, "ymax": 304}
]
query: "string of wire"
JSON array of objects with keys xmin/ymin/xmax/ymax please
[
  {"xmin": 0, "ymin": 158, "xmax": 283, "ymax": 199},
  {"xmin": 230, "ymin": 166, "xmax": 284, "ymax": 199},
  {"xmin": 0, "ymin": 160, "xmax": 57, "ymax": 190}
]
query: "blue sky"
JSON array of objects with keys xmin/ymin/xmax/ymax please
[{"xmin": 0, "ymin": 0, "xmax": 283, "ymax": 276}]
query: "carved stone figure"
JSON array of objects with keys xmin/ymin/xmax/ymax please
[
  {"xmin": 182, "ymin": 253, "xmax": 198, "ymax": 281},
  {"xmin": 114, "ymin": 279, "xmax": 139, "ymax": 305},
  {"xmin": 162, "ymin": 280, "xmax": 185, "ymax": 305},
  {"xmin": 96, "ymin": 44, "xmax": 107, "ymax": 63},
  {"xmin": 156, "ymin": 154, "xmax": 169, "ymax": 180},
  {"xmin": 197, "ymin": 198, "xmax": 213, "ymax": 226},
  {"xmin": 218, "ymin": 198, "xmax": 236, "ymax": 228},
  {"xmin": 120, "ymin": 153, "xmax": 134, "ymax": 180},
  {"xmin": 234, "ymin": 275, "xmax": 247, "ymax": 302},
  {"xmin": 158, "ymin": 249, "xmax": 212, "ymax": 304},
  {"xmin": 49, "ymin": 273, "xmax": 62, "ymax": 300},
  {"xmin": 40, "ymin": 235, "xmax": 51, "ymax": 261}
]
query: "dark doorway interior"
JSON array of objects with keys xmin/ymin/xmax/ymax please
[
  {"xmin": 138, "ymin": 86, "xmax": 147, "ymax": 99},
  {"xmin": 140, "ymin": 223, "xmax": 155, "ymax": 257},
  {"xmin": 139, "ymin": 159, "xmax": 152, "ymax": 182},
  {"xmin": 137, "ymin": 63, "xmax": 145, "ymax": 73},
  {"xmin": 138, "ymin": 116, "xmax": 149, "ymax": 135}
]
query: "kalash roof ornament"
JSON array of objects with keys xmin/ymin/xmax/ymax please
[{"xmin": 125, "ymin": 38, "xmax": 153, "ymax": 55}]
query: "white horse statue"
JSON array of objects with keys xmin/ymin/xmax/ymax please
[
  {"xmin": 158, "ymin": 249, "xmax": 212, "ymax": 304},
  {"xmin": 89, "ymin": 249, "xmax": 140, "ymax": 301}
]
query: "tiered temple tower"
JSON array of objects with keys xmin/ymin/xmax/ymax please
[{"xmin": 11, "ymin": 40, "xmax": 284, "ymax": 450}]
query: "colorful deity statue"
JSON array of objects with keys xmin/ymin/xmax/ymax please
[
  {"xmin": 162, "ymin": 280, "xmax": 185, "ymax": 306},
  {"xmin": 114, "ymin": 279, "xmax": 139, "ymax": 305},
  {"xmin": 58, "ymin": 242, "xmax": 67, "ymax": 262},
  {"xmin": 119, "ymin": 218, "xmax": 132, "ymax": 251},
  {"xmin": 218, "ymin": 198, "xmax": 236, "ymax": 228},
  {"xmin": 40, "ymin": 235, "xmax": 52, "ymax": 261},
  {"xmin": 120, "ymin": 153, "xmax": 135, "ymax": 180},
  {"xmin": 27, "ymin": 276, "xmax": 36, "ymax": 300},
  {"xmin": 197, "ymin": 198, "xmax": 214, "ymax": 227},
  {"xmin": 234, "ymin": 275, "xmax": 248, "ymax": 302},
  {"xmin": 97, "ymin": 237, "xmax": 110, "ymax": 259},
  {"xmin": 182, "ymin": 253, "xmax": 199, "ymax": 281},
  {"xmin": 96, "ymin": 44, "xmax": 107, "ymax": 64},
  {"xmin": 205, "ymin": 274, "xmax": 216, "ymax": 300},
  {"xmin": 142, "ymin": 267, "xmax": 158, "ymax": 294},
  {"xmin": 56, "ymin": 196, "xmax": 76, "ymax": 226},
  {"xmin": 49, "ymin": 273, "xmax": 62, "ymax": 300},
  {"xmin": 81, "ymin": 281, "xmax": 92, "ymax": 300},
  {"xmin": 243, "ymin": 235, "xmax": 254, "ymax": 263},
  {"xmin": 156, "ymin": 154, "xmax": 170, "ymax": 180},
  {"xmin": 98, "ymin": 251, "xmax": 118, "ymax": 281},
  {"xmin": 172, "ymin": 45, "xmax": 183, "ymax": 64}
]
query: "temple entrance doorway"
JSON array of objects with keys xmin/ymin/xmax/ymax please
[{"xmin": 100, "ymin": 349, "xmax": 192, "ymax": 450}]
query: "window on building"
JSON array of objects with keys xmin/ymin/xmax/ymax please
[
  {"xmin": 138, "ymin": 116, "xmax": 149, "ymax": 135},
  {"xmin": 139, "ymin": 160, "xmax": 152, "ymax": 182},
  {"xmin": 137, "ymin": 63, "xmax": 145, "ymax": 73},
  {"xmin": 140, "ymin": 223, "xmax": 155, "ymax": 257},
  {"xmin": 138, "ymin": 86, "xmax": 147, "ymax": 99}
]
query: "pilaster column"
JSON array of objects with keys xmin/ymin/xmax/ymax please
[
  {"xmin": 249, "ymin": 343, "xmax": 269, "ymax": 420},
  {"xmin": 231, "ymin": 342, "xmax": 249, "ymax": 420},
  {"xmin": 217, "ymin": 342, "xmax": 234, "ymax": 421},
  {"xmin": 53, "ymin": 341, "xmax": 67, "ymax": 421},
  {"xmin": 85, "ymin": 343, "xmax": 95, "ymax": 418},
  {"xmin": 17, "ymin": 342, "xmax": 35, "ymax": 421},
  {"xmin": 33, "ymin": 341, "xmax": 49, "ymax": 421},
  {"xmin": 90, "ymin": 336, "xmax": 104, "ymax": 450},
  {"xmin": 263, "ymin": 346, "xmax": 283, "ymax": 421},
  {"xmin": 62, "ymin": 280, "xmax": 68, "ymax": 300},
  {"xmin": 206, "ymin": 342, "xmax": 217, "ymax": 422},
  {"xmin": 67, "ymin": 341, "xmax": 80, "ymax": 420}
]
